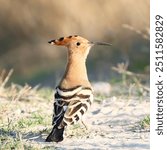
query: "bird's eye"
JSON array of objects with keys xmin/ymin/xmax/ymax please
[{"xmin": 76, "ymin": 42, "xmax": 81, "ymax": 46}]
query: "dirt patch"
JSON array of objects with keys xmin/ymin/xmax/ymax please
[{"xmin": 23, "ymin": 97, "xmax": 149, "ymax": 150}]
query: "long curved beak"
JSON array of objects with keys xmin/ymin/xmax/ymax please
[{"xmin": 89, "ymin": 41, "xmax": 112, "ymax": 46}]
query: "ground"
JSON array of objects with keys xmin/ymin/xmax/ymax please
[
  {"xmin": 42, "ymin": 97, "xmax": 149, "ymax": 150},
  {"xmin": 0, "ymin": 83, "xmax": 149, "ymax": 150}
]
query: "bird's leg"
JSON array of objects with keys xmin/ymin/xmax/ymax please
[{"xmin": 81, "ymin": 120, "xmax": 88, "ymax": 130}]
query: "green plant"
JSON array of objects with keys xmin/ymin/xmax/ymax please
[{"xmin": 140, "ymin": 115, "xmax": 150, "ymax": 129}]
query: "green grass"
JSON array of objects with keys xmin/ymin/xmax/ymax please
[
  {"xmin": 0, "ymin": 85, "xmax": 53, "ymax": 149},
  {"xmin": 17, "ymin": 113, "xmax": 46, "ymax": 129},
  {"xmin": 0, "ymin": 70, "xmax": 150, "ymax": 149},
  {"xmin": 140, "ymin": 115, "xmax": 150, "ymax": 129}
]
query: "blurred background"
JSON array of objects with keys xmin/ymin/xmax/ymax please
[{"xmin": 0, "ymin": 0, "xmax": 150, "ymax": 87}]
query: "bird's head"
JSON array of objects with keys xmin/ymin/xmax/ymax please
[{"xmin": 48, "ymin": 35, "xmax": 112, "ymax": 59}]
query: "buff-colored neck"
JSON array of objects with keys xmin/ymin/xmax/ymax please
[{"xmin": 59, "ymin": 53, "xmax": 91, "ymax": 89}]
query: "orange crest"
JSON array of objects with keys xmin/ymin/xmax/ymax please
[{"xmin": 48, "ymin": 35, "xmax": 90, "ymax": 47}]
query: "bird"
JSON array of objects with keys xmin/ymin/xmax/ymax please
[{"xmin": 45, "ymin": 35, "xmax": 112, "ymax": 142}]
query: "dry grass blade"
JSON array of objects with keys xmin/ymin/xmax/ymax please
[
  {"xmin": 0, "ymin": 69, "xmax": 14, "ymax": 88},
  {"xmin": 112, "ymin": 63, "xmax": 147, "ymax": 79},
  {"xmin": 12, "ymin": 84, "xmax": 32, "ymax": 101},
  {"xmin": 0, "ymin": 69, "xmax": 13, "ymax": 99},
  {"xmin": 112, "ymin": 63, "xmax": 150, "ymax": 92},
  {"xmin": 122, "ymin": 24, "xmax": 150, "ymax": 40},
  {"xmin": 0, "ymin": 69, "xmax": 46, "ymax": 101}
]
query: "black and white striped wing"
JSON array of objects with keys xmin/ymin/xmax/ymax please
[
  {"xmin": 52, "ymin": 86, "xmax": 82, "ymax": 126},
  {"xmin": 63, "ymin": 87, "xmax": 93, "ymax": 126},
  {"xmin": 52, "ymin": 86, "xmax": 93, "ymax": 128}
]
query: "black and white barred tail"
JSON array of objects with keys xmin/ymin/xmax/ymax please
[{"xmin": 46, "ymin": 85, "xmax": 93, "ymax": 142}]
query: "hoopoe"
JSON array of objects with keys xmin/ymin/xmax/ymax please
[{"xmin": 46, "ymin": 35, "xmax": 111, "ymax": 142}]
